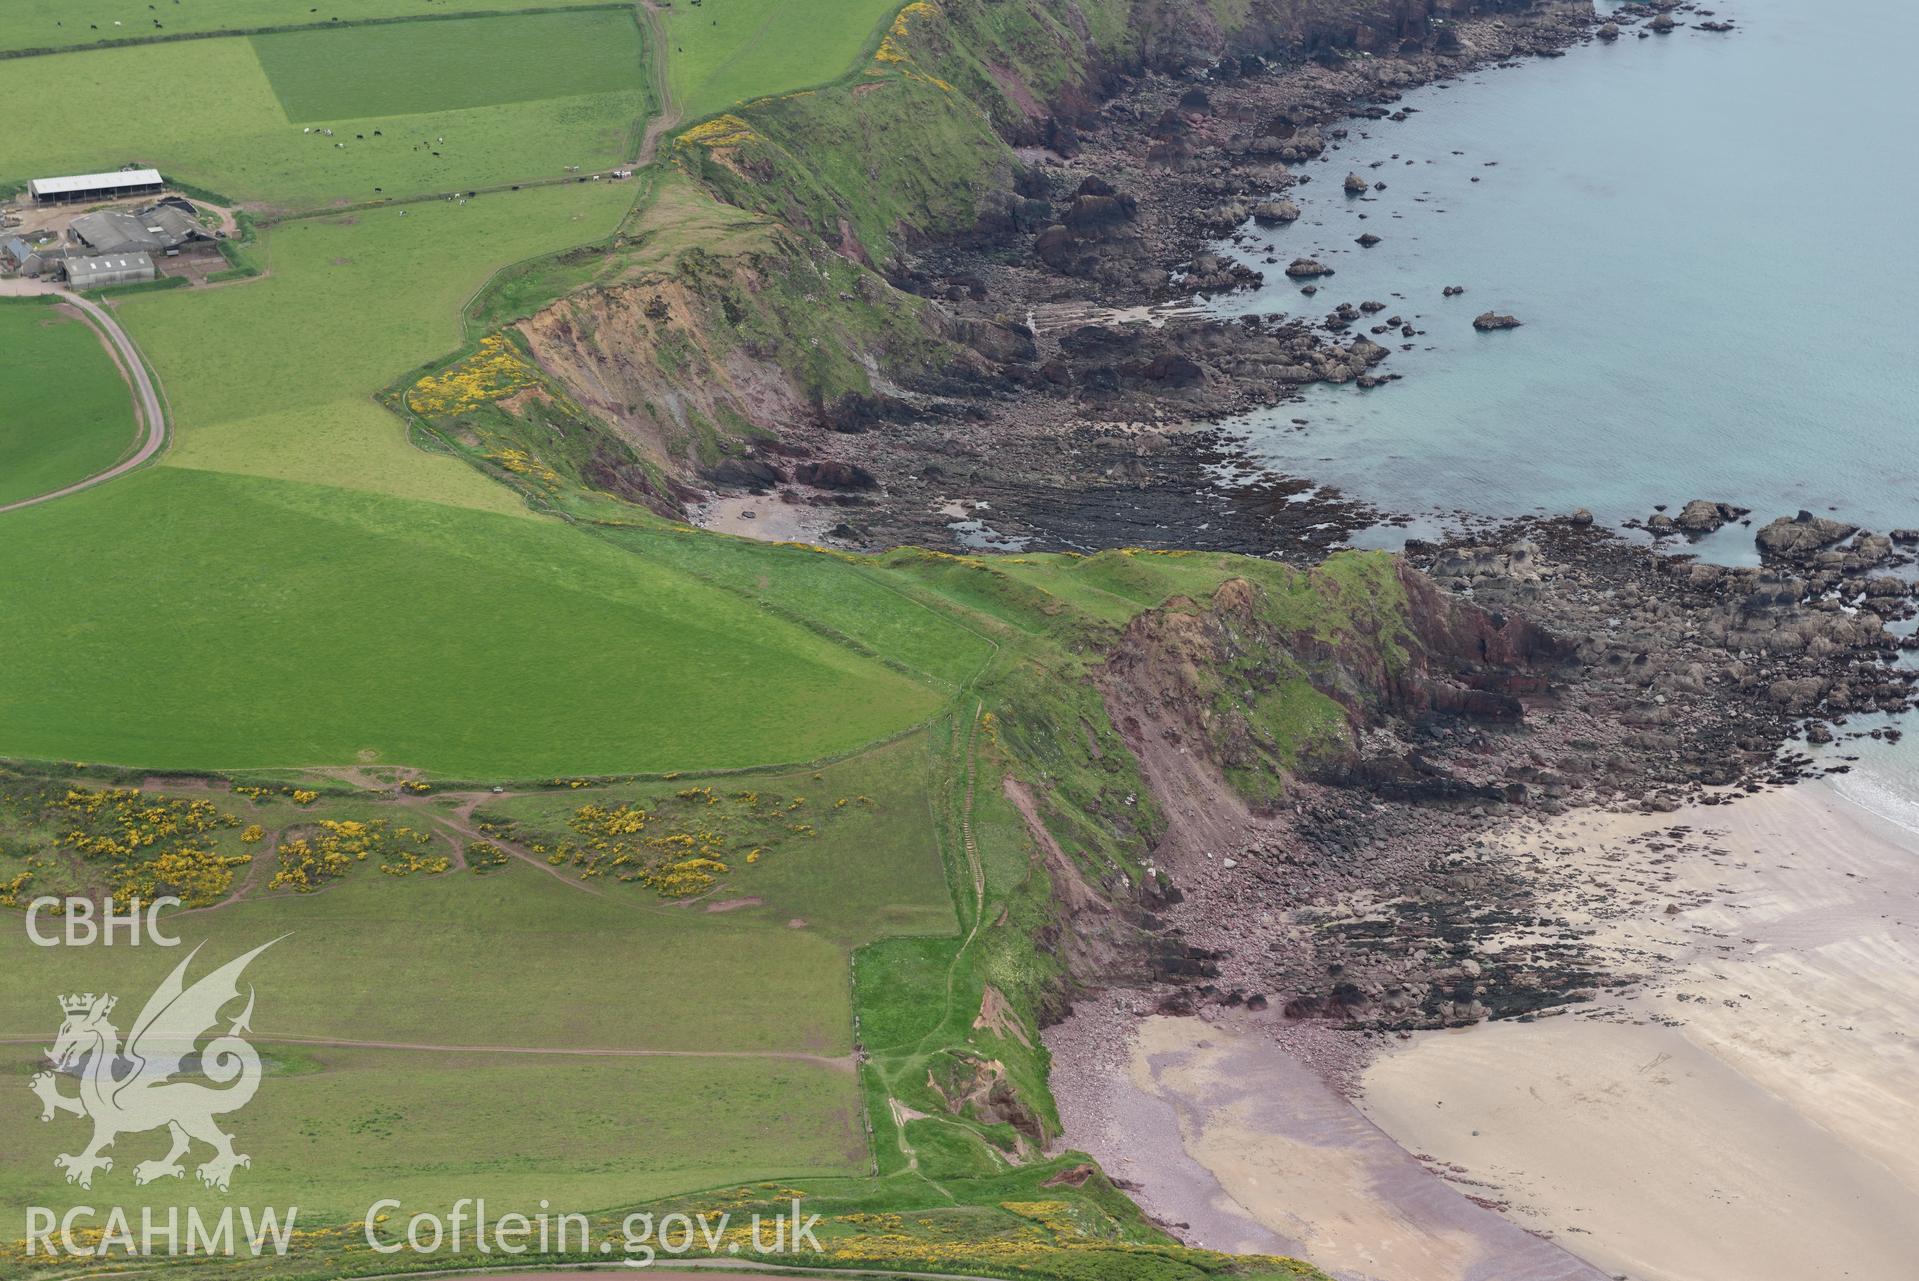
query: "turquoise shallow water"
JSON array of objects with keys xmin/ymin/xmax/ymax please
[
  {"xmin": 1218, "ymin": 0, "xmax": 1918, "ymax": 534},
  {"xmin": 1215, "ymin": 0, "xmax": 1919, "ymax": 823}
]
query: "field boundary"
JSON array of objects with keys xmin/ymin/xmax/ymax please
[{"xmin": 252, "ymin": 1, "xmax": 658, "ymax": 227}]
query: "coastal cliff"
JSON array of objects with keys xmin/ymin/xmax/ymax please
[{"xmin": 438, "ymin": 1, "xmax": 1591, "ymax": 523}]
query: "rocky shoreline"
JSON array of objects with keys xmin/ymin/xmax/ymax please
[
  {"xmin": 690, "ymin": 0, "xmax": 1918, "ymax": 1092},
  {"xmin": 783, "ymin": 0, "xmax": 1919, "ymax": 1077},
  {"xmin": 1114, "ymin": 514, "xmax": 1915, "ymax": 1055},
  {"xmin": 726, "ymin": 6, "xmax": 1758, "ymax": 561},
  {"xmin": 738, "ymin": 5, "xmax": 1612, "ymax": 554}
]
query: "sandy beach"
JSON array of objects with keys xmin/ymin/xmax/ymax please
[
  {"xmin": 1049, "ymin": 779, "xmax": 1919, "ymax": 1281},
  {"xmin": 1047, "ymin": 1004, "xmax": 1609, "ymax": 1281},
  {"xmin": 1359, "ymin": 780, "xmax": 1919, "ymax": 1281}
]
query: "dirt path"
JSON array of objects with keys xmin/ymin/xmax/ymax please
[
  {"xmin": 0, "ymin": 285, "xmax": 167, "ymax": 514},
  {"xmin": 866, "ymin": 705, "xmax": 986, "ymax": 1186},
  {"xmin": 389, "ymin": 790, "xmax": 641, "ymax": 908},
  {"xmin": 0, "ymin": 1033, "xmax": 853, "ymax": 1072},
  {"xmin": 634, "ymin": 1, "xmax": 682, "ymax": 166}
]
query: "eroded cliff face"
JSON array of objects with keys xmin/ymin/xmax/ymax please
[
  {"xmin": 1097, "ymin": 560, "xmax": 1568, "ymax": 816},
  {"xmin": 511, "ymin": 234, "xmax": 960, "ymax": 508},
  {"xmin": 1046, "ymin": 552, "xmax": 1659, "ymax": 1031}
]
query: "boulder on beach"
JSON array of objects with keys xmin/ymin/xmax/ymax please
[
  {"xmin": 1252, "ymin": 199, "xmax": 1301, "ymax": 225},
  {"xmin": 1443, "ymin": 285, "xmax": 1466, "ymax": 297},
  {"xmin": 1356, "ymin": 233, "xmax": 1382, "ymax": 247},
  {"xmin": 1473, "ymin": 311, "xmax": 1522, "ymax": 331},
  {"xmin": 1674, "ymin": 499, "xmax": 1751, "ymax": 533},
  {"xmin": 1141, "ymin": 353, "xmax": 1204, "ymax": 386},
  {"xmin": 1344, "ymin": 172, "xmax": 1369, "ymax": 195},
  {"xmin": 1286, "ymin": 257, "xmax": 1334, "ymax": 278},
  {"xmin": 1755, "ymin": 510, "xmax": 1859, "ymax": 561},
  {"xmin": 1650, "ymin": 13, "xmax": 1677, "ymax": 33},
  {"xmin": 794, "ymin": 460, "xmax": 877, "ymax": 490},
  {"xmin": 1598, "ymin": 22, "xmax": 1621, "ymax": 41},
  {"xmin": 1570, "ymin": 508, "xmax": 1595, "ymax": 527}
]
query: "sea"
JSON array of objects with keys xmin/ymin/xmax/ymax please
[{"xmin": 1210, "ymin": 0, "xmax": 1919, "ymax": 828}]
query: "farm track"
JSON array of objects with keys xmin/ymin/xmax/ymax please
[
  {"xmin": 634, "ymin": 0, "xmax": 681, "ymax": 166},
  {"xmin": 0, "ymin": 290, "xmax": 166, "ymax": 514}
]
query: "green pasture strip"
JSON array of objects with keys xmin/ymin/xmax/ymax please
[
  {"xmin": 663, "ymin": 0, "xmax": 904, "ymax": 123},
  {"xmin": 484, "ymin": 731, "xmax": 958, "ymax": 949},
  {"xmin": 0, "ymin": 2, "xmax": 628, "ymax": 57},
  {"xmin": 0, "ymin": 848, "xmax": 856, "ymax": 1053},
  {"xmin": 0, "ymin": 1042, "xmax": 862, "ymax": 1223},
  {"xmin": 0, "ymin": 466, "xmax": 945, "ymax": 778},
  {"xmin": 600, "ymin": 527, "xmax": 999, "ymax": 695},
  {"xmin": 251, "ymin": 9, "xmax": 644, "ymax": 122}
]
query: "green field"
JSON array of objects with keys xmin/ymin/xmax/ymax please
[
  {"xmin": 664, "ymin": 0, "xmax": 904, "ymax": 121},
  {"xmin": 252, "ymin": 10, "xmax": 643, "ymax": 121},
  {"xmin": 0, "ymin": 13, "xmax": 649, "ymax": 208},
  {"xmin": 0, "ymin": 842, "xmax": 863, "ymax": 1053},
  {"xmin": 0, "ymin": 302, "xmax": 137, "ymax": 507},
  {"xmin": 0, "ymin": 467, "xmax": 949, "ymax": 777},
  {"xmin": 0, "ymin": 1, "xmax": 628, "ymax": 53},
  {"xmin": 0, "ymin": 1041, "xmax": 862, "ymax": 1221}
]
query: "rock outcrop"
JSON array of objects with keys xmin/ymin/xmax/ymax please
[
  {"xmin": 1755, "ymin": 510, "xmax": 1860, "ymax": 562},
  {"xmin": 1673, "ymin": 499, "xmax": 1749, "ymax": 533}
]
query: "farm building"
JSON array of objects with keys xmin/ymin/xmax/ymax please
[
  {"xmin": 69, "ymin": 200, "xmax": 211, "ymax": 255},
  {"xmin": 2, "ymin": 237, "xmax": 30, "ymax": 272},
  {"xmin": 27, "ymin": 168, "xmax": 164, "ymax": 205},
  {"xmin": 63, "ymin": 251, "xmax": 155, "ymax": 289}
]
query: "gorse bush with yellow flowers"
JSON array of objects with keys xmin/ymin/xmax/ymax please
[
  {"xmin": 465, "ymin": 840, "xmax": 510, "ymax": 873},
  {"xmin": 676, "ymin": 114, "xmax": 758, "ymax": 150},
  {"xmin": 269, "ymin": 818, "xmax": 445, "ymax": 892},
  {"xmin": 51, "ymin": 786, "xmax": 240, "ymax": 859},
  {"xmin": 491, "ymin": 784, "xmax": 863, "ymax": 899},
  {"xmin": 28, "ymin": 785, "xmax": 251, "ymax": 908},
  {"xmin": 0, "ymin": 866, "xmax": 37, "ymax": 908},
  {"xmin": 407, "ymin": 335, "xmax": 539, "ymax": 417}
]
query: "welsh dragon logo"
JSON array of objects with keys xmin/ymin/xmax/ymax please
[{"xmin": 29, "ymin": 939, "xmax": 281, "ymax": 1191}]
